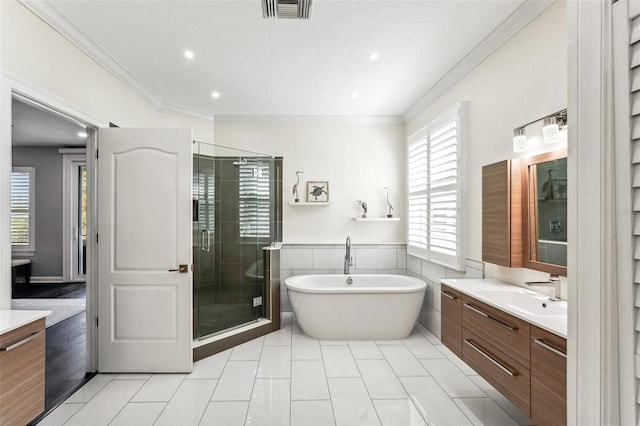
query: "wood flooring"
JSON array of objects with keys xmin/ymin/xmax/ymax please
[{"xmin": 13, "ymin": 283, "xmax": 93, "ymax": 425}]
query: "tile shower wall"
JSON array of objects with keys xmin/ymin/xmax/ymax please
[
  {"xmin": 407, "ymin": 256, "xmax": 484, "ymax": 339},
  {"xmin": 280, "ymin": 244, "xmax": 408, "ymax": 312}
]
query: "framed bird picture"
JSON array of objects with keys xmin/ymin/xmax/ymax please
[{"xmin": 307, "ymin": 181, "xmax": 329, "ymax": 202}]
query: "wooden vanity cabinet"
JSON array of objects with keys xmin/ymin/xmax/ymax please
[
  {"xmin": 462, "ymin": 328, "xmax": 531, "ymax": 415},
  {"xmin": 531, "ymin": 325, "xmax": 567, "ymax": 426},
  {"xmin": 461, "ymin": 295, "xmax": 530, "ymax": 366},
  {"xmin": 0, "ymin": 318, "xmax": 46, "ymax": 425},
  {"xmin": 460, "ymin": 295, "xmax": 531, "ymax": 416},
  {"xmin": 440, "ymin": 285, "xmax": 463, "ymax": 357},
  {"xmin": 441, "ymin": 289, "xmax": 568, "ymax": 424},
  {"xmin": 482, "ymin": 159, "xmax": 523, "ymax": 267}
]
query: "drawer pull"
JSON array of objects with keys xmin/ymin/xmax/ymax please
[
  {"xmin": 0, "ymin": 331, "xmax": 41, "ymax": 352},
  {"xmin": 464, "ymin": 339, "xmax": 518, "ymax": 377},
  {"xmin": 534, "ymin": 338, "xmax": 567, "ymax": 359},
  {"xmin": 464, "ymin": 303, "xmax": 518, "ymax": 331},
  {"xmin": 442, "ymin": 291, "xmax": 457, "ymax": 300}
]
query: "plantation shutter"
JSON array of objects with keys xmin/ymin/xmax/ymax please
[
  {"xmin": 408, "ymin": 137, "xmax": 429, "ymax": 256},
  {"xmin": 239, "ymin": 162, "xmax": 271, "ymax": 238},
  {"xmin": 193, "ymin": 171, "xmax": 215, "ymax": 229},
  {"xmin": 428, "ymin": 114, "xmax": 460, "ymax": 266},
  {"xmin": 627, "ymin": 2, "xmax": 640, "ymax": 417},
  {"xmin": 11, "ymin": 168, "xmax": 35, "ymax": 249},
  {"xmin": 407, "ymin": 103, "xmax": 465, "ymax": 270}
]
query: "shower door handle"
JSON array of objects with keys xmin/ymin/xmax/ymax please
[{"xmin": 201, "ymin": 229, "xmax": 211, "ymax": 253}]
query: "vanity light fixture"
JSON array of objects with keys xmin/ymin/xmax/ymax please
[
  {"xmin": 543, "ymin": 116, "xmax": 559, "ymax": 144},
  {"xmin": 513, "ymin": 128, "xmax": 527, "ymax": 152},
  {"xmin": 513, "ymin": 108, "xmax": 567, "ymax": 152}
]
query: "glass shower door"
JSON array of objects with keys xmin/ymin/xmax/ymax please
[{"xmin": 193, "ymin": 143, "xmax": 273, "ymax": 340}]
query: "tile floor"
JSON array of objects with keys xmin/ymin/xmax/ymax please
[{"xmin": 39, "ymin": 313, "xmax": 535, "ymax": 426}]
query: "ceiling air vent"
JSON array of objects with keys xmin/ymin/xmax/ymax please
[{"xmin": 262, "ymin": 0, "xmax": 312, "ymax": 19}]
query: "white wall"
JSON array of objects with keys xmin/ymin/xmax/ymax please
[
  {"xmin": 0, "ymin": 1, "xmax": 215, "ymax": 141},
  {"xmin": 12, "ymin": 147, "xmax": 64, "ymax": 278},
  {"xmin": 215, "ymin": 121, "xmax": 406, "ymax": 244},
  {"xmin": 406, "ymin": 1, "xmax": 568, "ymax": 289},
  {"xmin": 0, "ymin": 0, "xmax": 216, "ymax": 309}
]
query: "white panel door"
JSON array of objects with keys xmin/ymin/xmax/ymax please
[{"xmin": 97, "ymin": 128, "xmax": 192, "ymax": 372}]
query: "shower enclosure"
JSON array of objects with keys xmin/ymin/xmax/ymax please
[{"xmin": 192, "ymin": 142, "xmax": 282, "ymax": 341}]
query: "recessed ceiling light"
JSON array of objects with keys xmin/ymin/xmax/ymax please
[
  {"xmin": 184, "ymin": 50, "xmax": 195, "ymax": 59},
  {"xmin": 369, "ymin": 52, "xmax": 379, "ymax": 61},
  {"xmin": 351, "ymin": 92, "xmax": 359, "ymax": 99},
  {"xmin": 78, "ymin": 132, "xmax": 88, "ymax": 138},
  {"xmin": 211, "ymin": 91, "xmax": 221, "ymax": 99}
]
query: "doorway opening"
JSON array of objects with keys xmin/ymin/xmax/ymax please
[
  {"xmin": 62, "ymin": 153, "xmax": 88, "ymax": 282},
  {"xmin": 9, "ymin": 95, "xmax": 95, "ymax": 414}
]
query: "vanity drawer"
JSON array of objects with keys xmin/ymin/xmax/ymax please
[
  {"xmin": 0, "ymin": 318, "xmax": 46, "ymax": 426},
  {"xmin": 531, "ymin": 326, "xmax": 566, "ymax": 426},
  {"xmin": 440, "ymin": 285, "xmax": 463, "ymax": 357},
  {"xmin": 462, "ymin": 328, "xmax": 530, "ymax": 416},
  {"xmin": 462, "ymin": 295, "xmax": 530, "ymax": 366}
]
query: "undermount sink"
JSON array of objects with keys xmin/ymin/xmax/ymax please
[{"xmin": 471, "ymin": 289, "xmax": 567, "ymax": 317}]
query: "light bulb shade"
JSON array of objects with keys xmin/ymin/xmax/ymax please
[
  {"xmin": 513, "ymin": 128, "xmax": 527, "ymax": 152},
  {"xmin": 543, "ymin": 116, "xmax": 560, "ymax": 144}
]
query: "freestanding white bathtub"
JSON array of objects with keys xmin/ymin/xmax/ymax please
[{"xmin": 284, "ymin": 274, "xmax": 426, "ymax": 340}]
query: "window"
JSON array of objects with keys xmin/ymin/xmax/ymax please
[
  {"xmin": 193, "ymin": 170, "xmax": 215, "ymax": 230},
  {"xmin": 11, "ymin": 167, "xmax": 35, "ymax": 252},
  {"xmin": 407, "ymin": 103, "xmax": 465, "ymax": 270},
  {"xmin": 239, "ymin": 161, "xmax": 271, "ymax": 239}
]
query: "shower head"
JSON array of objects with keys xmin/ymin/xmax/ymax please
[{"xmin": 233, "ymin": 157, "xmax": 247, "ymax": 166}]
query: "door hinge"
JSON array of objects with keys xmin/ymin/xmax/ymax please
[
  {"xmin": 96, "ymin": 317, "xmax": 99, "ymax": 327},
  {"xmin": 96, "ymin": 149, "xmax": 99, "ymax": 159},
  {"xmin": 96, "ymin": 233, "xmax": 99, "ymax": 243}
]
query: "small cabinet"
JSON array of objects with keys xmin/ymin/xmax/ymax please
[
  {"xmin": 531, "ymin": 325, "xmax": 567, "ymax": 426},
  {"xmin": 440, "ymin": 285, "xmax": 463, "ymax": 357},
  {"xmin": 482, "ymin": 159, "xmax": 523, "ymax": 267},
  {"xmin": 0, "ymin": 318, "xmax": 46, "ymax": 425}
]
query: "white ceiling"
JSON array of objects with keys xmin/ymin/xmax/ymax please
[
  {"xmin": 20, "ymin": 0, "xmax": 552, "ymax": 122},
  {"xmin": 12, "ymin": 98, "xmax": 88, "ymax": 147}
]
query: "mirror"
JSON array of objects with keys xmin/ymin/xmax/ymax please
[{"xmin": 522, "ymin": 148, "xmax": 568, "ymax": 276}]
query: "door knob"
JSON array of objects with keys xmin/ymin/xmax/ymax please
[{"xmin": 168, "ymin": 264, "xmax": 189, "ymax": 273}]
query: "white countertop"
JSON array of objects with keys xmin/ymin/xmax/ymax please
[
  {"xmin": 0, "ymin": 310, "xmax": 51, "ymax": 335},
  {"xmin": 440, "ymin": 278, "xmax": 567, "ymax": 338}
]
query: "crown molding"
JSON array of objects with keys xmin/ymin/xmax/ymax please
[
  {"xmin": 20, "ymin": 0, "xmax": 554, "ymax": 127},
  {"xmin": 402, "ymin": 0, "xmax": 555, "ymax": 122},
  {"xmin": 2, "ymin": 68, "xmax": 109, "ymax": 128},
  {"xmin": 20, "ymin": 0, "xmax": 165, "ymax": 110},
  {"xmin": 159, "ymin": 103, "xmax": 215, "ymax": 123},
  {"xmin": 213, "ymin": 114, "xmax": 403, "ymax": 126}
]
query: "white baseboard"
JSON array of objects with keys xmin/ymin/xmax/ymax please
[{"xmin": 30, "ymin": 276, "xmax": 64, "ymax": 284}]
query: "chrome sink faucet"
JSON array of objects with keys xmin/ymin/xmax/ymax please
[
  {"xmin": 344, "ymin": 236, "xmax": 353, "ymax": 274},
  {"xmin": 525, "ymin": 274, "xmax": 562, "ymax": 301}
]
